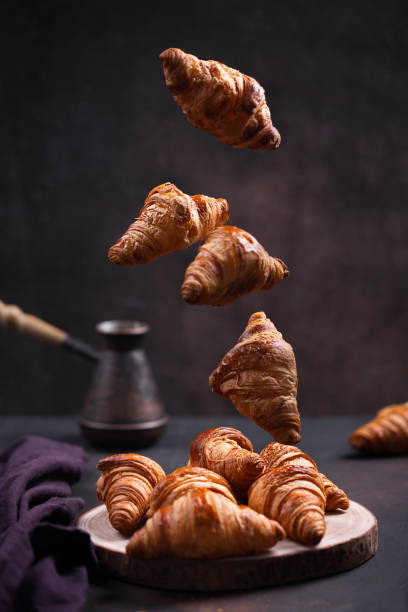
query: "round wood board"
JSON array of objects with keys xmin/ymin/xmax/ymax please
[{"xmin": 78, "ymin": 501, "xmax": 378, "ymax": 591}]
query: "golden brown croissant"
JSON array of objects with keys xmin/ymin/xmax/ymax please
[
  {"xmin": 126, "ymin": 488, "xmax": 285, "ymax": 558},
  {"xmin": 188, "ymin": 427, "xmax": 265, "ymax": 498},
  {"xmin": 96, "ymin": 453, "xmax": 165, "ymax": 536},
  {"xmin": 108, "ymin": 182, "xmax": 229, "ymax": 265},
  {"xmin": 147, "ymin": 466, "xmax": 236, "ymax": 517},
  {"xmin": 209, "ymin": 312, "xmax": 300, "ymax": 444},
  {"xmin": 181, "ymin": 226, "xmax": 289, "ymax": 307},
  {"xmin": 260, "ymin": 442, "xmax": 349, "ymax": 511},
  {"xmin": 160, "ymin": 48, "xmax": 281, "ymax": 151},
  {"xmin": 349, "ymin": 402, "xmax": 408, "ymax": 454},
  {"xmin": 248, "ymin": 465, "xmax": 326, "ymax": 545}
]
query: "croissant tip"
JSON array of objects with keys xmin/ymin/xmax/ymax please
[{"xmin": 181, "ymin": 279, "xmax": 203, "ymax": 304}]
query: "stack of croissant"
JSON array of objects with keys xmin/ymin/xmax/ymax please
[{"xmin": 96, "ymin": 426, "xmax": 349, "ymax": 559}]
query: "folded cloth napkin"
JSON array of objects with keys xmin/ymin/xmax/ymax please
[{"xmin": 0, "ymin": 435, "xmax": 97, "ymax": 612}]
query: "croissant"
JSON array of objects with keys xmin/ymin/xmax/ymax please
[
  {"xmin": 96, "ymin": 453, "xmax": 165, "ymax": 535},
  {"xmin": 349, "ymin": 402, "xmax": 408, "ymax": 454},
  {"xmin": 181, "ymin": 226, "xmax": 289, "ymax": 307},
  {"xmin": 147, "ymin": 466, "xmax": 236, "ymax": 517},
  {"xmin": 126, "ymin": 488, "xmax": 285, "ymax": 558},
  {"xmin": 188, "ymin": 427, "xmax": 265, "ymax": 498},
  {"xmin": 108, "ymin": 182, "xmax": 229, "ymax": 265},
  {"xmin": 209, "ymin": 312, "xmax": 300, "ymax": 444},
  {"xmin": 260, "ymin": 443, "xmax": 349, "ymax": 511},
  {"xmin": 160, "ymin": 48, "xmax": 281, "ymax": 151},
  {"xmin": 248, "ymin": 465, "xmax": 326, "ymax": 545}
]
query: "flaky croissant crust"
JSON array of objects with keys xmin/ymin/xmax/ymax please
[
  {"xmin": 188, "ymin": 427, "xmax": 265, "ymax": 498},
  {"xmin": 96, "ymin": 453, "xmax": 165, "ymax": 535},
  {"xmin": 127, "ymin": 488, "xmax": 285, "ymax": 559},
  {"xmin": 248, "ymin": 465, "xmax": 326, "ymax": 545},
  {"xmin": 108, "ymin": 182, "xmax": 229, "ymax": 265},
  {"xmin": 349, "ymin": 402, "xmax": 408, "ymax": 454},
  {"xmin": 209, "ymin": 312, "xmax": 300, "ymax": 444},
  {"xmin": 147, "ymin": 466, "xmax": 236, "ymax": 517},
  {"xmin": 160, "ymin": 48, "xmax": 281, "ymax": 151},
  {"xmin": 181, "ymin": 226, "xmax": 289, "ymax": 306}
]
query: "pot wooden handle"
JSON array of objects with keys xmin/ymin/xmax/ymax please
[{"xmin": 0, "ymin": 300, "xmax": 68, "ymax": 345}]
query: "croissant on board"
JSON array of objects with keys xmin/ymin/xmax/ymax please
[
  {"xmin": 349, "ymin": 402, "xmax": 408, "ymax": 454},
  {"xmin": 209, "ymin": 311, "xmax": 300, "ymax": 444},
  {"xmin": 108, "ymin": 182, "xmax": 229, "ymax": 265},
  {"xmin": 181, "ymin": 226, "xmax": 289, "ymax": 307},
  {"xmin": 96, "ymin": 453, "xmax": 165, "ymax": 536},
  {"xmin": 126, "ymin": 488, "xmax": 285, "ymax": 559},
  {"xmin": 160, "ymin": 48, "xmax": 281, "ymax": 151},
  {"xmin": 147, "ymin": 466, "xmax": 236, "ymax": 517},
  {"xmin": 188, "ymin": 427, "xmax": 265, "ymax": 498},
  {"xmin": 260, "ymin": 443, "xmax": 349, "ymax": 511},
  {"xmin": 248, "ymin": 465, "xmax": 326, "ymax": 545}
]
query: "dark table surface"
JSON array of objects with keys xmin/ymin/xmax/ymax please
[{"xmin": 2, "ymin": 414, "xmax": 407, "ymax": 612}]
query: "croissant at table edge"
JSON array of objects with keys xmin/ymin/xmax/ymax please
[
  {"xmin": 181, "ymin": 226, "xmax": 289, "ymax": 307},
  {"xmin": 127, "ymin": 488, "xmax": 285, "ymax": 559},
  {"xmin": 108, "ymin": 182, "xmax": 229, "ymax": 265},
  {"xmin": 160, "ymin": 48, "xmax": 281, "ymax": 151},
  {"xmin": 349, "ymin": 402, "xmax": 408, "ymax": 454},
  {"xmin": 209, "ymin": 312, "xmax": 300, "ymax": 444},
  {"xmin": 260, "ymin": 442, "xmax": 349, "ymax": 511},
  {"xmin": 188, "ymin": 426, "xmax": 265, "ymax": 498},
  {"xmin": 147, "ymin": 466, "xmax": 236, "ymax": 517},
  {"xmin": 96, "ymin": 453, "xmax": 165, "ymax": 536}
]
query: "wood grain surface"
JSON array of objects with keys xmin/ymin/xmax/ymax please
[{"xmin": 78, "ymin": 501, "xmax": 378, "ymax": 591}]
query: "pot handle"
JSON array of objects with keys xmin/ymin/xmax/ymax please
[{"xmin": 0, "ymin": 300, "xmax": 99, "ymax": 362}]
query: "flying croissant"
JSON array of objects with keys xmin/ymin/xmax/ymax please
[
  {"xmin": 108, "ymin": 182, "xmax": 229, "ymax": 265},
  {"xmin": 160, "ymin": 48, "xmax": 281, "ymax": 151},
  {"xmin": 209, "ymin": 312, "xmax": 300, "ymax": 444},
  {"xmin": 181, "ymin": 226, "xmax": 289, "ymax": 306}
]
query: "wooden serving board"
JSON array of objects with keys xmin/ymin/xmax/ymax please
[{"xmin": 78, "ymin": 501, "xmax": 378, "ymax": 591}]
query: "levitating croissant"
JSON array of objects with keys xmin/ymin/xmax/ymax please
[
  {"xmin": 108, "ymin": 182, "xmax": 229, "ymax": 265},
  {"xmin": 209, "ymin": 312, "xmax": 300, "ymax": 444},
  {"xmin": 127, "ymin": 488, "xmax": 285, "ymax": 558},
  {"xmin": 248, "ymin": 465, "xmax": 326, "ymax": 545},
  {"xmin": 188, "ymin": 427, "xmax": 265, "ymax": 498},
  {"xmin": 147, "ymin": 466, "xmax": 236, "ymax": 517},
  {"xmin": 160, "ymin": 48, "xmax": 281, "ymax": 151},
  {"xmin": 260, "ymin": 443, "xmax": 349, "ymax": 511},
  {"xmin": 349, "ymin": 402, "xmax": 408, "ymax": 454},
  {"xmin": 181, "ymin": 226, "xmax": 289, "ymax": 307},
  {"xmin": 96, "ymin": 453, "xmax": 165, "ymax": 536}
]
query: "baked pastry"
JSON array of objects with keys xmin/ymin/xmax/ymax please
[
  {"xmin": 160, "ymin": 48, "xmax": 281, "ymax": 151},
  {"xmin": 96, "ymin": 453, "xmax": 165, "ymax": 535},
  {"xmin": 349, "ymin": 402, "xmax": 408, "ymax": 454},
  {"xmin": 108, "ymin": 182, "xmax": 229, "ymax": 265},
  {"xmin": 188, "ymin": 427, "xmax": 265, "ymax": 498},
  {"xmin": 248, "ymin": 465, "xmax": 326, "ymax": 545},
  {"xmin": 260, "ymin": 442, "xmax": 349, "ymax": 511},
  {"xmin": 147, "ymin": 466, "xmax": 236, "ymax": 517},
  {"xmin": 209, "ymin": 312, "xmax": 300, "ymax": 444},
  {"xmin": 126, "ymin": 488, "xmax": 285, "ymax": 558},
  {"xmin": 181, "ymin": 226, "xmax": 289, "ymax": 306}
]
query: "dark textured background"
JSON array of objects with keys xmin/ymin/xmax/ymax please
[{"xmin": 1, "ymin": 0, "xmax": 407, "ymax": 418}]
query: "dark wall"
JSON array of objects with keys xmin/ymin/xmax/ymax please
[{"xmin": 1, "ymin": 0, "xmax": 407, "ymax": 418}]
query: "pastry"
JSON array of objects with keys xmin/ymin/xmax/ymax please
[
  {"xmin": 248, "ymin": 465, "xmax": 326, "ymax": 545},
  {"xmin": 126, "ymin": 488, "xmax": 285, "ymax": 558},
  {"xmin": 108, "ymin": 182, "xmax": 229, "ymax": 265},
  {"xmin": 160, "ymin": 48, "xmax": 281, "ymax": 150},
  {"xmin": 188, "ymin": 427, "xmax": 265, "ymax": 498},
  {"xmin": 96, "ymin": 453, "xmax": 165, "ymax": 535},
  {"xmin": 349, "ymin": 402, "xmax": 408, "ymax": 454},
  {"xmin": 181, "ymin": 226, "xmax": 288, "ymax": 306},
  {"xmin": 209, "ymin": 311, "xmax": 300, "ymax": 444}
]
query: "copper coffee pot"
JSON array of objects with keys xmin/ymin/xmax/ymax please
[{"xmin": 0, "ymin": 300, "xmax": 168, "ymax": 449}]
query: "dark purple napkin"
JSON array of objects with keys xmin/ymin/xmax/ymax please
[{"xmin": 0, "ymin": 436, "xmax": 96, "ymax": 612}]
